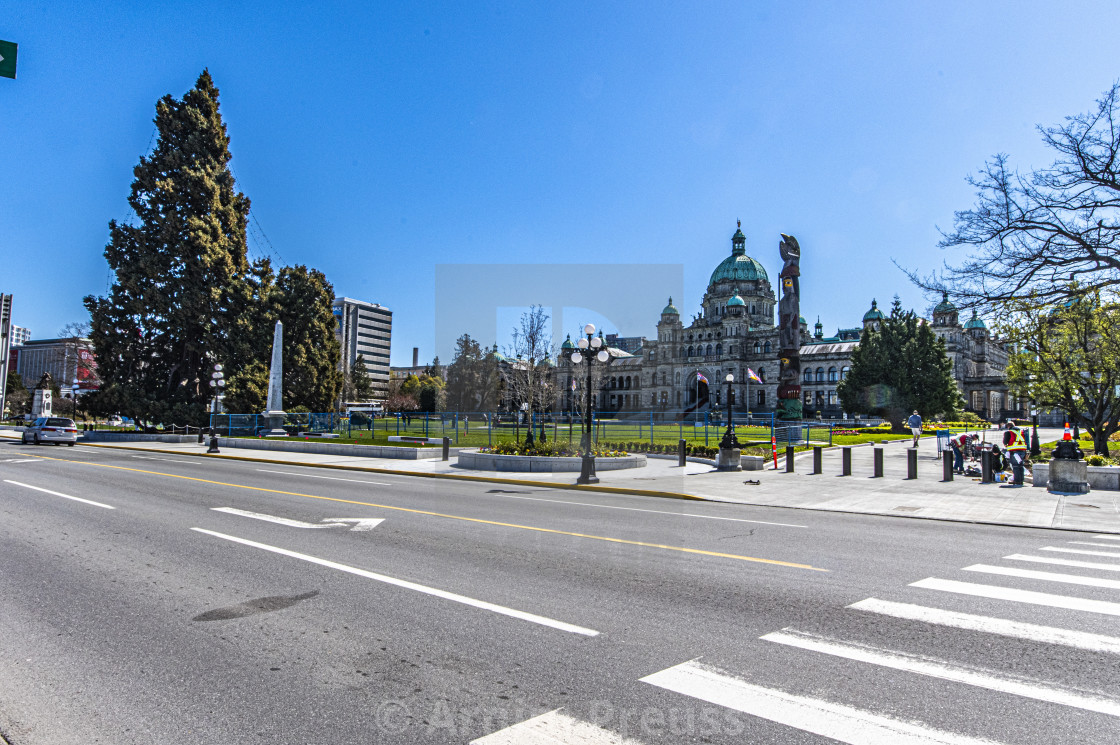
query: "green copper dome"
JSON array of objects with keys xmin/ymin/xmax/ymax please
[
  {"xmin": 863, "ymin": 299, "xmax": 885, "ymax": 322},
  {"xmin": 964, "ymin": 310, "xmax": 987, "ymax": 330},
  {"xmin": 709, "ymin": 254, "xmax": 768, "ymax": 285},
  {"xmin": 661, "ymin": 297, "xmax": 679, "ymax": 315},
  {"xmin": 933, "ymin": 291, "xmax": 957, "ymax": 314},
  {"xmin": 561, "ymin": 334, "xmax": 575, "ymax": 350},
  {"xmin": 727, "ymin": 292, "xmax": 746, "ymax": 307}
]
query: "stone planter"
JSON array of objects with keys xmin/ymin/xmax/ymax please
[
  {"xmin": 457, "ymin": 449, "xmax": 646, "ymax": 473},
  {"xmin": 1033, "ymin": 462, "xmax": 1119, "ymax": 491}
]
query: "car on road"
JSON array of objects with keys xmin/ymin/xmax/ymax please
[{"xmin": 21, "ymin": 417, "xmax": 79, "ymax": 446}]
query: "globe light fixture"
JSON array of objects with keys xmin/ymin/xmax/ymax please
[{"xmin": 570, "ymin": 323, "xmax": 611, "ymax": 484}]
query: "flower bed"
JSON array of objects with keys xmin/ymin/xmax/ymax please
[{"xmin": 458, "ymin": 448, "xmax": 646, "ymax": 473}]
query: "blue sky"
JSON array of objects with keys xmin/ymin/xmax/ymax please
[{"xmin": 2, "ymin": 1, "xmax": 1118, "ymax": 365}]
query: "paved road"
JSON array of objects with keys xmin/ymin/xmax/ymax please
[{"xmin": 2, "ymin": 440, "xmax": 1119, "ymax": 743}]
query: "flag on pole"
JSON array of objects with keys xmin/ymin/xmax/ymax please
[
  {"xmin": 696, "ymin": 372, "xmax": 708, "ymax": 384},
  {"xmin": 746, "ymin": 368, "xmax": 762, "ymax": 383},
  {"xmin": 570, "ymin": 377, "xmax": 577, "ymax": 391}
]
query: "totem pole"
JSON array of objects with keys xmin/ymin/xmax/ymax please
[{"xmin": 776, "ymin": 234, "xmax": 802, "ymax": 421}]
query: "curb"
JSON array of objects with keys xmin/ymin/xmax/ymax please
[{"xmin": 72, "ymin": 441, "xmax": 709, "ymax": 502}]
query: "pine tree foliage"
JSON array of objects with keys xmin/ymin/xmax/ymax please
[
  {"xmin": 445, "ymin": 334, "xmax": 499, "ymax": 411},
  {"xmin": 272, "ymin": 265, "xmax": 342, "ymax": 412},
  {"xmin": 836, "ymin": 299, "xmax": 961, "ymax": 427},
  {"xmin": 84, "ymin": 70, "xmax": 251, "ymax": 424},
  {"xmin": 348, "ymin": 354, "xmax": 374, "ymax": 401}
]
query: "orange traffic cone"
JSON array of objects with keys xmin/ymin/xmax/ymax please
[
  {"xmin": 1063, "ymin": 423, "xmax": 1073, "ymax": 441},
  {"xmin": 771, "ymin": 434, "xmax": 778, "ymax": 469}
]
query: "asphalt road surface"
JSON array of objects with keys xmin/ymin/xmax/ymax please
[{"xmin": 2, "ymin": 440, "xmax": 1119, "ymax": 744}]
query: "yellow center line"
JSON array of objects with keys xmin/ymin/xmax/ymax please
[{"xmin": 19, "ymin": 454, "xmax": 828, "ymax": 571}]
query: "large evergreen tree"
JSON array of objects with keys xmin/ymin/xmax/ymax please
[
  {"xmin": 348, "ymin": 354, "xmax": 374, "ymax": 401},
  {"xmin": 272, "ymin": 265, "xmax": 342, "ymax": 412},
  {"xmin": 84, "ymin": 70, "xmax": 251, "ymax": 425},
  {"xmin": 837, "ymin": 299, "xmax": 961, "ymax": 428},
  {"xmin": 445, "ymin": 333, "xmax": 499, "ymax": 411}
]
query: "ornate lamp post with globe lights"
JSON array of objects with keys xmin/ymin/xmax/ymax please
[
  {"xmin": 570, "ymin": 323, "xmax": 610, "ymax": 484},
  {"xmin": 207, "ymin": 364, "xmax": 225, "ymax": 453},
  {"xmin": 716, "ymin": 372, "xmax": 742, "ymax": 470}
]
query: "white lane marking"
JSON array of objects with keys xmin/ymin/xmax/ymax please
[
  {"xmin": 3, "ymin": 459, "xmax": 41, "ymax": 464},
  {"xmin": 641, "ymin": 659, "xmax": 1006, "ymax": 745},
  {"xmin": 256, "ymin": 468, "xmax": 806, "ymax": 528},
  {"xmin": 190, "ymin": 528, "xmax": 598, "ymax": 636},
  {"xmin": 256, "ymin": 469, "xmax": 392, "ymax": 486},
  {"xmin": 131, "ymin": 455, "xmax": 193, "ymax": 464},
  {"xmin": 1092, "ymin": 535, "xmax": 1120, "ymax": 541},
  {"xmin": 848, "ymin": 598, "xmax": 1120, "ymax": 656},
  {"xmin": 212, "ymin": 507, "xmax": 348, "ymax": 529},
  {"xmin": 910, "ymin": 577, "xmax": 1120, "ymax": 617},
  {"xmin": 3, "ymin": 480, "xmax": 115, "ymax": 509},
  {"xmin": 762, "ymin": 629, "xmax": 1120, "ymax": 718},
  {"xmin": 1068, "ymin": 541, "xmax": 1120, "ymax": 548},
  {"xmin": 1005, "ymin": 553, "xmax": 1120, "ymax": 572},
  {"xmin": 470, "ymin": 709, "xmax": 644, "ymax": 744},
  {"xmin": 1041, "ymin": 546, "xmax": 1120, "ymax": 559},
  {"xmin": 322, "ymin": 517, "xmax": 384, "ymax": 531},
  {"xmin": 964, "ymin": 564, "xmax": 1120, "ymax": 590}
]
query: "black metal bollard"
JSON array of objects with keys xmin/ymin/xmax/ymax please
[
  {"xmin": 198, "ymin": 427, "xmax": 205, "ymax": 444},
  {"xmin": 678, "ymin": 438, "xmax": 686, "ymax": 467},
  {"xmin": 841, "ymin": 446, "xmax": 852, "ymax": 476},
  {"xmin": 943, "ymin": 453, "xmax": 954, "ymax": 482},
  {"xmin": 873, "ymin": 447, "xmax": 884, "ymax": 477},
  {"xmin": 813, "ymin": 446, "xmax": 822, "ymax": 475},
  {"xmin": 785, "ymin": 445, "xmax": 795, "ymax": 473},
  {"xmin": 442, "ymin": 436, "xmax": 450, "ymax": 461},
  {"xmin": 907, "ymin": 448, "xmax": 918, "ymax": 479},
  {"xmin": 981, "ymin": 450, "xmax": 993, "ymax": 483}
]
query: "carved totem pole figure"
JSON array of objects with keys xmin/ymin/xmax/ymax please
[{"xmin": 776, "ymin": 234, "xmax": 802, "ymax": 421}]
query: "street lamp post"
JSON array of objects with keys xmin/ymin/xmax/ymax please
[
  {"xmin": 207, "ymin": 364, "xmax": 225, "ymax": 453},
  {"xmin": 570, "ymin": 323, "xmax": 610, "ymax": 484},
  {"xmin": 717, "ymin": 373, "xmax": 742, "ymax": 471}
]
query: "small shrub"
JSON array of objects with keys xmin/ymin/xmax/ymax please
[{"xmin": 1087, "ymin": 454, "xmax": 1106, "ymax": 466}]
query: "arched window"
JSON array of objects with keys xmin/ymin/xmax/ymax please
[
  {"xmin": 661, "ymin": 371, "xmax": 667, "ymax": 385},
  {"xmin": 763, "ymin": 341, "xmax": 772, "ymax": 354},
  {"xmin": 649, "ymin": 350, "xmax": 656, "ymax": 361},
  {"xmin": 758, "ymin": 367, "xmax": 766, "ymax": 382},
  {"xmin": 675, "ymin": 371, "xmax": 681, "ymax": 385},
  {"xmin": 828, "ymin": 367, "xmax": 837, "ymax": 383},
  {"xmin": 715, "ymin": 343, "xmax": 722, "ymax": 356},
  {"xmin": 706, "ymin": 344, "xmax": 713, "ymax": 356},
  {"xmin": 688, "ymin": 346, "xmax": 694, "ymax": 357},
  {"xmin": 816, "ymin": 367, "xmax": 824, "ymax": 382},
  {"xmin": 751, "ymin": 305, "xmax": 756, "ymax": 314},
  {"xmin": 754, "ymin": 341, "xmax": 761, "ymax": 354},
  {"xmin": 803, "ymin": 368, "xmax": 812, "ymax": 383},
  {"xmin": 841, "ymin": 365, "xmax": 850, "ymax": 380},
  {"xmin": 625, "ymin": 376, "xmax": 632, "ymax": 389}
]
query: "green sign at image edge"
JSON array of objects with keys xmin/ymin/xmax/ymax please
[{"xmin": 0, "ymin": 40, "xmax": 18, "ymax": 80}]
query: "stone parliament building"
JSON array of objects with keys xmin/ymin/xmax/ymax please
[{"xmin": 556, "ymin": 224, "xmax": 1021, "ymax": 421}]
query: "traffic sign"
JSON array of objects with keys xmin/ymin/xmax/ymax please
[{"xmin": 0, "ymin": 40, "xmax": 16, "ymax": 80}]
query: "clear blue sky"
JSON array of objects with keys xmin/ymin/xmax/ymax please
[{"xmin": 2, "ymin": 1, "xmax": 1118, "ymax": 365}]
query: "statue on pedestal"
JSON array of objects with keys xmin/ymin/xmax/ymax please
[{"xmin": 31, "ymin": 372, "xmax": 53, "ymax": 419}]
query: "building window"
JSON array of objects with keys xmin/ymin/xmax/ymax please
[
  {"xmin": 804, "ymin": 390, "xmax": 812, "ymax": 405},
  {"xmin": 675, "ymin": 371, "xmax": 681, "ymax": 385},
  {"xmin": 828, "ymin": 367, "xmax": 837, "ymax": 382},
  {"xmin": 688, "ymin": 346, "xmax": 694, "ymax": 357},
  {"xmin": 754, "ymin": 341, "xmax": 761, "ymax": 354},
  {"xmin": 661, "ymin": 371, "xmax": 667, "ymax": 385},
  {"xmin": 650, "ymin": 350, "xmax": 656, "ymax": 361},
  {"xmin": 706, "ymin": 344, "xmax": 713, "ymax": 356},
  {"xmin": 715, "ymin": 343, "xmax": 722, "ymax": 356},
  {"xmin": 757, "ymin": 390, "xmax": 765, "ymax": 406},
  {"xmin": 763, "ymin": 341, "xmax": 771, "ymax": 354},
  {"xmin": 841, "ymin": 365, "xmax": 850, "ymax": 380},
  {"xmin": 828, "ymin": 391, "xmax": 837, "ymax": 405},
  {"xmin": 816, "ymin": 367, "xmax": 824, "ymax": 382},
  {"xmin": 803, "ymin": 369, "xmax": 812, "ymax": 383},
  {"xmin": 758, "ymin": 367, "xmax": 766, "ymax": 382}
]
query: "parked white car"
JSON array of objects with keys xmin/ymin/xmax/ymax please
[{"xmin": 21, "ymin": 417, "xmax": 79, "ymax": 446}]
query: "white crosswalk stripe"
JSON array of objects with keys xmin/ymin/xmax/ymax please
[
  {"xmin": 848, "ymin": 597, "xmax": 1120, "ymax": 655},
  {"xmin": 470, "ymin": 709, "xmax": 644, "ymax": 744},
  {"xmin": 641, "ymin": 660, "xmax": 1006, "ymax": 745},
  {"xmin": 761, "ymin": 629, "xmax": 1120, "ymax": 717},
  {"xmin": 962, "ymin": 563, "xmax": 1120, "ymax": 590},
  {"xmin": 1068, "ymin": 541, "xmax": 1120, "ymax": 548},
  {"xmin": 1040, "ymin": 546, "xmax": 1120, "ymax": 559},
  {"xmin": 1005, "ymin": 553, "xmax": 1120, "ymax": 572},
  {"xmin": 910, "ymin": 577, "xmax": 1120, "ymax": 616}
]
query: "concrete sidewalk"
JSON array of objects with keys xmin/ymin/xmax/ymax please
[{"xmin": 6, "ymin": 427, "xmax": 1118, "ymax": 534}]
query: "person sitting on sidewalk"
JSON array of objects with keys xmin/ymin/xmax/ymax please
[
  {"xmin": 907, "ymin": 411, "xmax": 923, "ymax": 448},
  {"xmin": 1003, "ymin": 423, "xmax": 1029, "ymax": 487}
]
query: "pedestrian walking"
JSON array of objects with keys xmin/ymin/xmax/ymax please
[
  {"xmin": 1003, "ymin": 423, "xmax": 1029, "ymax": 486},
  {"xmin": 907, "ymin": 410, "xmax": 923, "ymax": 448}
]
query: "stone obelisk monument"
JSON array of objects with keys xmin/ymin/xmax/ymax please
[
  {"xmin": 776, "ymin": 234, "xmax": 803, "ymax": 421},
  {"xmin": 261, "ymin": 320, "xmax": 287, "ymax": 436}
]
